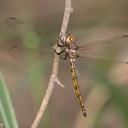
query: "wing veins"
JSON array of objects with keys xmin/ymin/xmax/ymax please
[
  {"xmin": 78, "ymin": 55, "xmax": 128, "ymax": 65},
  {"xmin": 78, "ymin": 35, "xmax": 128, "ymax": 51}
]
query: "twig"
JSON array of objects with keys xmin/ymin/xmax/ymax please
[{"xmin": 31, "ymin": 0, "xmax": 73, "ymax": 128}]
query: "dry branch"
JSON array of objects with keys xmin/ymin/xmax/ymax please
[{"xmin": 31, "ymin": 0, "xmax": 73, "ymax": 128}]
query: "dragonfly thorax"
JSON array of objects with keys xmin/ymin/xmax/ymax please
[
  {"xmin": 66, "ymin": 48, "xmax": 79, "ymax": 58},
  {"xmin": 55, "ymin": 33, "xmax": 79, "ymax": 59}
]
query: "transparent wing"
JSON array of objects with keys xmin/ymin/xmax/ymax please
[
  {"xmin": 78, "ymin": 56, "xmax": 128, "ymax": 67},
  {"xmin": 9, "ymin": 43, "xmax": 54, "ymax": 70},
  {"xmin": 78, "ymin": 35, "xmax": 128, "ymax": 68},
  {"xmin": 78, "ymin": 35, "xmax": 128, "ymax": 58},
  {"xmin": 79, "ymin": 56, "xmax": 128, "ymax": 80},
  {"xmin": 78, "ymin": 35, "xmax": 128, "ymax": 50},
  {"xmin": 5, "ymin": 17, "xmax": 32, "ymax": 35},
  {"xmin": 5, "ymin": 17, "xmax": 54, "ymax": 70},
  {"xmin": 78, "ymin": 55, "xmax": 127, "ymax": 71},
  {"xmin": 77, "ymin": 35, "xmax": 128, "ymax": 78}
]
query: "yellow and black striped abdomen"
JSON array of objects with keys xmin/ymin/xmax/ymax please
[{"xmin": 69, "ymin": 60, "xmax": 87, "ymax": 117}]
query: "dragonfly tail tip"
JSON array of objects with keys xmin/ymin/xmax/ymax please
[{"xmin": 83, "ymin": 112, "xmax": 87, "ymax": 117}]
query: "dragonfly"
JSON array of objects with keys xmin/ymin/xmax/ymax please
[{"xmin": 5, "ymin": 17, "xmax": 128, "ymax": 117}]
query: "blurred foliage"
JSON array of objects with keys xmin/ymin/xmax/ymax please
[
  {"xmin": 91, "ymin": 65, "xmax": 128, "ymax": 128},
  {"xmin": 0, "ymin": 73, "xmax": 19, "ymax": 128}
]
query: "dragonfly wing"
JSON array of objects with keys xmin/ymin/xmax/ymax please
[
  {"xmin": 5, "ymin": 17, "xmax": 54, "ymax": 70},
  {"xmin": 77, "ymin": 55, "xmax": 128, "ymax": 79},
  {"xmin": 78, "ymin": 35, "xmax": 128, "ymax": 78},
  {"xmin": 78, "ymin": 56, "xmax": 128, "ymax": 67},
  {"xmin": 9, "ymin": 43, "xmax": 54, "ymax": 70},
  {"xmin": 5, "ymin": 17, "xmax": 32, "ymax": 35},
  {"xmin": 78, "ymin": 35, "xmax": 128, "ymax": 59}
]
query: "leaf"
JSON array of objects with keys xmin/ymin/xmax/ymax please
[{"xmin": 0, "ymin": 73, "xmax": 19, "ymax": 128}]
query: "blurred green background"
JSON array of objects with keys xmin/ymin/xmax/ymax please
[{"xmin": 0, "ymin": 0, "xmax": 128, "ymax": 128}]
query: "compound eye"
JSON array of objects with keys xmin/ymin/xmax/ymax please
[{"xmin": 66, "ymin": 34, "xmax": 74, "ymax": 43}]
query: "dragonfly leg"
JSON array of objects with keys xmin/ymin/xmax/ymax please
[
  {"xmin": 60, "ymin": 53, "xmax": 68, "ymax": 60},
  {"xmin": 58, "ymin": 32, "xmax": 68, "ymax": 46},
  {"xmin": 59, "ymin": 32, "xmax": 66, "ymax": 42},
  {"xmin": 52, "ymin": 43, "xmax": 65, "ymax": 55},
  {"xmin": 54, "ymin": 48, "xmax": 65, "ymax": 55}
]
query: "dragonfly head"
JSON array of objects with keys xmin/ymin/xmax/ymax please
[{"xmin": 65, "ymin": 34, "xmax": 74, "ymax": 44}]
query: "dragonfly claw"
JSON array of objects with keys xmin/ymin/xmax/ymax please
[{"xmin": 59, "ymin": 32, "xmax": 66, "ymax": 43}]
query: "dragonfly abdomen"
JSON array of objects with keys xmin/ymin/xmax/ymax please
[{"xmin": 69, "ymin": 59, "xmax": 87, "ymax": 117}]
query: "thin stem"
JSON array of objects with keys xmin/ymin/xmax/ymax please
[{"xmin": 31, "ymin": 0, "xmax": 73, "ymax": 128}]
